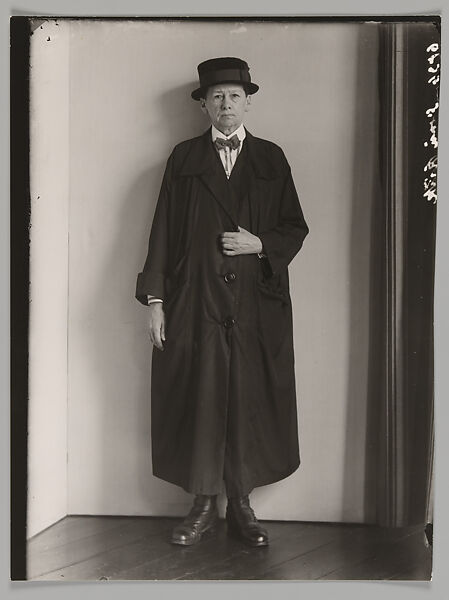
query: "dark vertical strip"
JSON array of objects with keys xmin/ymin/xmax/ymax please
[
  {"xmin": 402, "ymin": 22, "xmax": 438, "ymax": 526},
  {"xmin": 377, "ymin": 21, "xmax": 400, "ymax": 527},
  {"xmin": 10, "ymin": 16, "xmax": 30, "ymax": 580},
  {"xmin": 377, "ymin": 20, "xmax": 438, "ymax": 527}
]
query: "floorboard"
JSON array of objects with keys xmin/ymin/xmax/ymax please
[
  {"xmin": 178, "ymin": 522, "xmax": 340, "ymax": 581},
  {"xmin": 117, "ymin": 522, "xmax": 330, "ymax": 581},
  {"xmin": 28, "ymin": 517, "xmax": 173, "ymax": 580},
  {"xmin": 257, "ymin": 525, "xmax": 422, "ymax": 580},
  {"xmin": 28, "ymin": 515, "xmax": 133, "ymax": 554},
  {"xmin": 320, "ymin": 530, "xmax": 431, "ymax": 581},
  {"xmin": 388, "ymin": 559, "xmax": 433, "ymax": 581},
  {"xmin": 27, "ymin": 515, "xmax": 432, "ymax": 581}
]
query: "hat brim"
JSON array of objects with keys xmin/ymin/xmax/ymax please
[{"xmin": 191, "ymin": 81, "xmax": 259, "ymax": 101}]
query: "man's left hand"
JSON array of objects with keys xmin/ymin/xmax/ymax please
[{"xmin": 221, "ymin": 226, "xmax": 263, "ymax": 256}]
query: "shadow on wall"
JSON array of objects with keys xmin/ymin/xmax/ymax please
[
  {"xmin": 156, "ymin": 81, "xmax": 207, "ymax": 146},
  {"xmin": 78, "ymin": 82, "xmax": 208, "ymax": 514},
  {"xmin": 342, "ymin": 25, "xmax": 382, "ymax": 524}
]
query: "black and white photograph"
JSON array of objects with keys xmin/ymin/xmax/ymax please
[{"xmin": 10, "ymin": 14, "xmax": 440, "ymax": 583}]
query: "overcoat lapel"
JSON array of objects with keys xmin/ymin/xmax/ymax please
[
  {"xmin": 243, "ymin": 130, "xmax": 279, "ymax": 234},
  {"xmin": 178, "ymin": 127, "xmax": 279, "ymax": 232},
  {"xmin": 179, "ymin": 128, "xmax": 239, "ymax": 230}
]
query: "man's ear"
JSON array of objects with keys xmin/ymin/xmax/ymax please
[
  {"xmin": 244, "ymin": 95, "xmax": 252, "ymax": 112},
  {"xmin": 200, "ymin": 99, "xmax": 208, "ymax": 114}
]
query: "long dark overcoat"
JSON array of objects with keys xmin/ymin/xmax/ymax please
[{"xmin": 136, "ymin": 127, "xmax": 309, "ymax": 495}]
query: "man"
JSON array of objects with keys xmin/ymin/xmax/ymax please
[{"xmin": 136, "ymin": 57, "xmax": 309, "ymax": 548}]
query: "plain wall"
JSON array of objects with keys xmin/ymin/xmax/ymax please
[
  {"xmin": 65, "ymin": 20, "xmax": 380, "ymax": 523},
  {"xmin": 28, "ymin": 21, "xmax": 70, "ymax": 538}
]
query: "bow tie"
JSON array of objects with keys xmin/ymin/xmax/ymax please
[{"xmin": 214, "ymin": 134, "xmax": 241, "ymax": 151}]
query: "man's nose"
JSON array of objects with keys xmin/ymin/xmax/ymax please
[{"xmin": 220, "ymin": 95, "xmax": 232, "ymax": 109}]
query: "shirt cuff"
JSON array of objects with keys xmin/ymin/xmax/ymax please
[
  {"xmin": 257, "ymin": 238, "xmax": 266, "ymax": 258},
  {"xmin": 147, "ymin": 295, "xmax": 163, "ymax": 305}
]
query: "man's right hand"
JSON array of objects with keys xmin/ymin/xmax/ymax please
[{"xmin": 148, "ymin": 303, "xmax": 165, "ymax": 350}]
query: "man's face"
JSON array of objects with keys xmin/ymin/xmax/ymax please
[{"xmin": 200, "ymin": 84, "xmax": 251, "ymax": 134}]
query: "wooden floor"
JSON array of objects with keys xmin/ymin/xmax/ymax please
[{"xmin": 27, "ymin": 515, "xmax": 432, "ymax": 581}]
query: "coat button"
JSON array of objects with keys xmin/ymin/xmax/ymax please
[
  {"xmin": 224, "ymin": 272, "xmax": 236, "ymax": 283},
  {"xmin": 223, "ymin": 316, "xmax": 236, "ymax": 329}
]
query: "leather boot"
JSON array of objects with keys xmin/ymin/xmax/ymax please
[
  {"xmin": 171, "ymin": 494, "xmax": 219, "ymax": 546},
  {"xmin": 226, "ymin": 495, "xmax": 269, "ymax": 547}
]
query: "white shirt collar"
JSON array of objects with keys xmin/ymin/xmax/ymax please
[{"xmin": 211, "ymin": 123, "xmax": 246, "ymax": 144}]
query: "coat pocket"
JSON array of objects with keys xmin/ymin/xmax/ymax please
[
  {"xmin": 255, "ymin": 274, "xmax": 290, "ymax": 355},
  {"xmin": 256, "ymin": 272, "xmax": 289, "ymax": 306}
]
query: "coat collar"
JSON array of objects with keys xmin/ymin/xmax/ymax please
[{"xmin": 178, "ymin": 127, "xmax": 278, "ymax": 180}]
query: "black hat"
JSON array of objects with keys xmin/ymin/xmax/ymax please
[{"xmin": 191, "ymin": 57, "xmax": 259, "ymax": 101}]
